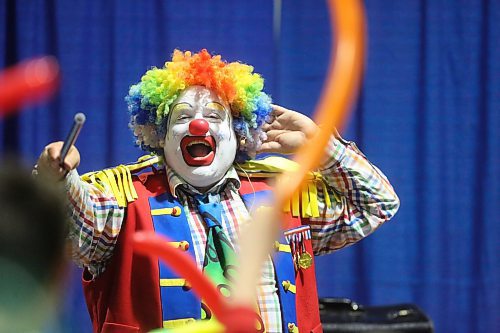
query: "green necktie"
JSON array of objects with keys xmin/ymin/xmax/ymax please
[{"xmin": 197, "ymin": 196, "xmax": 237, "ymax": 319}]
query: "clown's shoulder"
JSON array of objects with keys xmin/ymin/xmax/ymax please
[
  {"xmin": 79, "ymin": 154, "xmax": 162, "ymax": 208},
  {"xmin": 236, "ymin": 155, "xmax": 341, "ymax": 218},
  {"xmin": 80, "ymin": 154, "xmax": 339, "ymax": 218}
]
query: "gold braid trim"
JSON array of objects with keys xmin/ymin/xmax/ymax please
[
  {"xmin": 80, "ymin": 155, "xmax": 161, "ymax": 207},
  {"xmin": 80, "ymin": 154, "xmax": 338, "ymax": 215},
  {"xmin": 236, "ymin": 156, "xmax": 340, "ymax": 218}
]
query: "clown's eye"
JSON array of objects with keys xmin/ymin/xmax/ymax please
[
  {"xmin": 207, "ymin": 113, "xmax": 222, "ymax": 121},
  {"xmin": 176, "ymin": 115, "xmax": 191, "ymax": 122}
]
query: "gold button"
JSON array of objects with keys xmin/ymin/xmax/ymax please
[{"xmin": 288, "ymin": 322, "xmax": 298, "ymax": 333}]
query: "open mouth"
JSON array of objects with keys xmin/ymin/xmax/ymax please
[{"xmin": 180, "ymin": 136, "xmax": 216, "ymax": 166}]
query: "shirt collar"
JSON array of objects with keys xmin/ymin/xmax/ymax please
[{"xmin": 165, "ymin": 165, "xmax": 241, "ymax": 198}]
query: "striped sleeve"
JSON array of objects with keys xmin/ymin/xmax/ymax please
[
  {"xmin": 308, "ymin": 135, "xmax": 400, "ymax": 255},
  {"xmin": 65, "ymin": 169, "xmax": 125, "ymax": 277}
]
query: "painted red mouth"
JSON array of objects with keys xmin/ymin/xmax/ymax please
[{"xmin": 180, "ymin": 136, "xmax": 216, "ymax": 166}]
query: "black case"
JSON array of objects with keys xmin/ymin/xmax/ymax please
[{"xmin": 319, "ymin": 298, "xmax": 434, "ymax": 333}]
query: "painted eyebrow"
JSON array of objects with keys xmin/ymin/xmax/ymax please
[
  {"xmin": 171, "ymin": 102, "xmax": 192, "ymax": 113},
  {"xmin": 205, "ymin": 102, "xmax": 226, "ymax": 111}
]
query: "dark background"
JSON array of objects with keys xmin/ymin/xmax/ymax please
[{"xmin": 1, "ymin": 1, "xmax": 499, "ymax": 332}]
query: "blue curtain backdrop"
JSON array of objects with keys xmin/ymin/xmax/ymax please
[{"xmin": 1, "ymin": 1, "xmax": 499, "ymax": 332}]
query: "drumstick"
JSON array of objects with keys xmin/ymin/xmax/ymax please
[{"xmin": 60, "ymin": 113, "xmax": 86, "ymax": 168}]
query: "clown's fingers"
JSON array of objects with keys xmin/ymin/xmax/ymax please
[
  {"xmin": 45, "ymin": 141, "xmax": 63, "ymax": 161},
  {"xmin": 257, "ymin": 141, "xmax": 282, "ymax": 154},
  {"xmin": 37, "ymin": 141, "xmax": 80, "ymax": 180},
  {"xmin": 59, "ymin": 145, "xmax": 80, "ymax": 170},
  {"xmin": 270, "ymin": 104, "xmax": 290, "ymax": 116},
  {"xmin": 263, "ymin": 129, "xmax": 287, "ymax": 140}
]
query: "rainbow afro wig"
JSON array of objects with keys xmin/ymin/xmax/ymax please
[{"xmin": 125, "ymin": 49, "xmax": 272, "ymax": 162}]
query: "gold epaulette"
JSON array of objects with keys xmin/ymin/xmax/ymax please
[
  {"xmin": 80, "ymin": 155, "xmax": 162, "ymax": 208},
  {"xmin": 235, "ymin": 156, "xmax": 340, "ymax": 218}
]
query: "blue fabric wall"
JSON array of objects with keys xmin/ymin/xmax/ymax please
[{"xmin": 1, "ymin": 1, "xmax": 499, "ymax": 332}]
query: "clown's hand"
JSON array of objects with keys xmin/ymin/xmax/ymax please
[
  {"xmin": 36, "ymin": 141, "xmax": 80, "ymax": 181},
  {"xmin": 258, "ymin": 104, "xmax": 319, "ymax": 154}
]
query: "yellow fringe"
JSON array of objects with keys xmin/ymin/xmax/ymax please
[
  {"xmin": 237, "ymin": 156, "xmax": 338, "ymax": 218},
  {"xmin": 80, "ymin": 155, "xmax": 160, "ymax": 208},
  {"xmin": 81, "ymin": 154, "xmax": 335, "ymax": 216}
]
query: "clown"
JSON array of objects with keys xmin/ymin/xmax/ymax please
[{"xmin": 37, "ymin": 49, "xmax": 399, "ymax": 333}]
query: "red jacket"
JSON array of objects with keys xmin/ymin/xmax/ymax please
[{"xmin": 83, "ymin": 170, "xmax": 322, "ymax": 333}]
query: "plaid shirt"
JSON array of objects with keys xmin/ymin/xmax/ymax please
[{"xmin": 66, "ymin": 135, "xmax": 399, "ymax": 333}]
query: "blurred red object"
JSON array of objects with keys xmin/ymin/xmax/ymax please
[
  {"xmin": 0, "ymin": 56, "xmax": 60, "ymax": 117},
  {"xmin": 132, "ymin": 231, "xmax": 262, "ymax": 333}
]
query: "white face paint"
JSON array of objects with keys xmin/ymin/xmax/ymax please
[{"xmin": 163, "ymin": 86, "xmax": 237, "ymax": 190}]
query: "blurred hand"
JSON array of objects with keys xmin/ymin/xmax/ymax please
[
  {"xmin": 258, "ymin": 104, "xmax": 319, "ymax": 154},
  {"xmin": 36, "ymin": 141, "xmax": 80, "ymax": 181}
]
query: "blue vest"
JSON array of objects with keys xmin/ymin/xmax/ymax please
[{"xmin": 148, "ymin": 188, "xmax": 300, "ymax": 332}]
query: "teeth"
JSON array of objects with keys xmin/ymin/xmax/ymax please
[{"xmin": 187, "ymin": 140, "xmax": 210, "ymax": 147}]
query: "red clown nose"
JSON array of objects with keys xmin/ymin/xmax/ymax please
[{"xmin": 189, "ymin": 119, "xmax": 209, "ymax": 135}]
